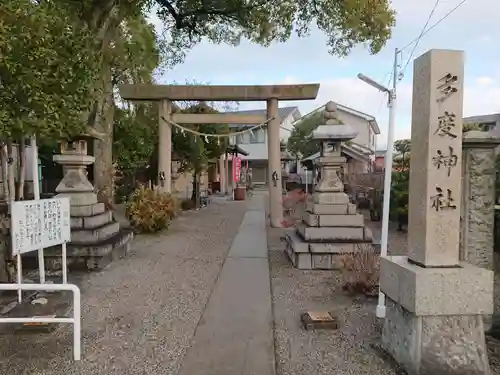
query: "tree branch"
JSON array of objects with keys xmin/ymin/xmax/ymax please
[{"xmin": 155, "ymin": 0, "xmax": 260, "ymax": 34}]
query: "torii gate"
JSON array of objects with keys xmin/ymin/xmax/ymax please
[{"xmin": 119, "ymin": 83, "xmax": 320, "ymax": 227}]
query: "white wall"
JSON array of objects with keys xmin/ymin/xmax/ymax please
[
  {"xmin": 280, "ymin": 115, "xmax": 294, "ymax": 141},
  {"xmin": 336, "ymin": 111, "xmax": 373, "ymax": 150},
  {"xmin": 230, "ymin": 113, "xmax": 296, "ymax": 160}
]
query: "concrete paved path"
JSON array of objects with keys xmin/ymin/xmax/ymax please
[
  {"xmin": 0, "ymin": 199, "xmax": 249, "ymax": 375},
  {"xmin": 178, "ymin": 193, "xmax": 276, "ymax": 375}
]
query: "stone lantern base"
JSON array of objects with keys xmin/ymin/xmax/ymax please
[
  {"xmin": 24, "ymin": 139, "xmax": 133, "ymax": 271},
  {"xmin": 284, "ymin": 102, "xmax": 375, "ymax": 269}
]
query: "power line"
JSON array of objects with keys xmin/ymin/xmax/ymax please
[
  {"xmin": 400, "ymin": 0, "xmax": 468, "ymax": 52},
  {"xmin": 400, "ymin": 0, "xmax": 441, "ymax": 78}
]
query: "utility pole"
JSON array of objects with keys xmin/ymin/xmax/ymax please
[{"xmin": 357, "ymin": 48, "xmax": 400, "ymax": 318}]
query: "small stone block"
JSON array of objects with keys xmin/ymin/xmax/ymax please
[
  {"xmin": 285, "ymin": 231, "xmax": 309, "ymax": 253},
  {"xmin": 297, "ymin": 224, "xmax": 364, "ymax": 242},
  {"xmin": 71, "ymin": 221, "xmax": 120, "ymax": 243},
  {"xmin": 70, "ymin": 203, "xmax": 105, "ymax": 217},
  {"xmin": 313, "ymin": 192, "xmax": 349, "ymax": 205},
  {"xmin": 347, "ymin": 203, "xmax": 357, "ymax": 214},
  {"xmin": 311, "ymin": 254, "xmax": 339, "ymax": 269},
  {"xmin": 301, "ymin": 311, "xmax": 339, "ymax": 331},
  {"xmin": 285, "ymin": 243, "xmax": 311, "ymax": 269},
  {"xmin": 306, "ymin": 202, "xmax": 350, "ymax": 215},
  {"xmin": 58, "ymin": 192, "xmax": 97, "ymax": 206},
  {"xmin": 304, "ymin": 212, "xmax": 365, "ymax": 227},
  {"xmin": 309, "ymin": 243, "xmax": 356, "ymax": 254}
]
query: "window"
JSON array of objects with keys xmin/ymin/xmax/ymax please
[{"xmin": 250, "ymin": 128, "xmax": 265, "ymax": 143}]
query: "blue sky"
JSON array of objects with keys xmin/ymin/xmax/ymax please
[{"xmin": 150, "ymin": 0, "xmax": 500, "ymax": 149}]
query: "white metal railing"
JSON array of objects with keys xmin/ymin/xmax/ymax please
[{"xmin": 0, "ymin": 283, "xmax": 81, "ymax": 360}]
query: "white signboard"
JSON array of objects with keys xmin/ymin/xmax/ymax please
[{"xmin": 11, "ymin": 197, "xmax": 71, "ymax": 255}]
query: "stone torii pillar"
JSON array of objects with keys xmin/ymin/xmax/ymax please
[
  {"xmin": 158, "ymin": 99, "xmax": 172, "ymax": 193},
  {"xmin": 267, "ymin": 98, "xmax": 283, "ymax": 227},
  {"xmin": 219, "ymin": 154, "xmax": 226, "ymax": 194},
  {"xmin": 224, "ymin": 151, "xmax": 230, "ymax": 195}
]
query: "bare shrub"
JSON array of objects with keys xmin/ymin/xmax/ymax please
[
  {"xmin": 281, "ymin": 189, "xmax": 306, "ymax": 227},
  {"xmin": 340, "ymin": 243, "xmax": 379, "ymax": 297}
]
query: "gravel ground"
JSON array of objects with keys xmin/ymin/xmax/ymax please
[
  {"xmin": 0, "ymin": 199, "xmax": 247, "ymax": 375},
  {"xmin": 272, "ymin": 203, "xmax": 500, "ymax": 374},
  {"xmin": 268, "ymin": 226, "xmax": 398, "ymax": 375}
]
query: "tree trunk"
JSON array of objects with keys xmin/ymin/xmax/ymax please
[
  {"xmin": 191, "ymin": 172, "xmax": 202, "ymax": 208},
  {"xmin": 93, "ymin": 60, "xmax": 115, "ymax": 206},
  {"xmin": 1, "ymin": 144, "xmax": 9, "ymax": 201},
  {"xmin": 6, "ymin": 141, "xmax": 15, "ymax": 204},
  {"xmin": 16, "ymin": 138, "xmax": 26, "ymax": 200},
  {"xmin": 88, "ymin": 3, "xmax": 121, "ymax": 207},
  {"xmin": 0, "ymin": 147, "xmax": 9, "ymax": 283}
]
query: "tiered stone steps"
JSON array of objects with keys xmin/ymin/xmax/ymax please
[
  {"xmin": 24, "ymin": 202, "xmax": 133, "ymax": 271},
  {"xmin": 285, "ymin": 193, "xmax": 374, "ymax": 270}
]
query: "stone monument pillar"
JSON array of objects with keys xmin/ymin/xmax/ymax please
[
  {"xmin": 380, "ymin": 49, "xmax": 493, "ymax": 374},
  {"xmin": 285, "ymin": 102, "xmax": 373, "ymax": 269},
  {"xmin": 267, "ymin": 98, "xmax": 283, "ymax": 227}
]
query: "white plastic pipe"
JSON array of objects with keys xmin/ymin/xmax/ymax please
[{"xmin": 0, "ymin": 283, "xmax": 81, "ymax": 360}]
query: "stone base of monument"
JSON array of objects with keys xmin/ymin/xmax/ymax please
[
  {"xmin": 23, "ymin": 200, "xmax": 134, "ymax": 271},
  {"xmin": 284, "ymin": 102, "xmax": 376, "ymax": 270},
  {"xmin": 380, "ymin": 256, "xmax": 493, "ymax": 375},
  {"xmin": 24, "ymin": 138, "xmax": 135, "ymax": 272},
  {"xmin": 285, "ymin": 192, "xmax": 374, "ymax": 270}
]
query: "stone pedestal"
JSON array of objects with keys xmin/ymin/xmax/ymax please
[
  {"xmin": 285, "ymin": 102, "xmax": 374, "ymax": 270},
  {"xmin": 25, "ymin": 138, "xmax": 133, "ymax": 271},
  {"xmin": 380, "ymin": 50, "xmax": 493, "ymax": 374},
  {"xmin": 381, "ymin": 257, "xmax": 493, "ymax": 374}
]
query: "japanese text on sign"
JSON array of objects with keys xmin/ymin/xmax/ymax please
[
  {"xmin": 11, "ymin": 198, "xmax": 71, "ymax": 255},
  {"xmin": 430, "ymin": 73, "xmax": 461, "ymax": 211},
  {"xmin": 432, "ymin": 146, "xmax": 458, "ymax": 176},
  {"xmin": 437, "ymin": 73, "xmax": 458, "ymax": 102},
  {"xmin": 430, "ymin": 187, "xmax": 457, "ymax": 212}
]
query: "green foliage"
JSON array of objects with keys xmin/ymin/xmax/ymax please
[
  {"xmin": 393, "ymin": 139, "xmax": 411, "ymax": 172},
  {"xmin": 126, "ymin": 186, "xmax": 179, "ymax": 233},
  {"xmin": 287, "ymin": 110, "xmax": 322, "ymax": 158},
  {"xmin": 389, "ymin": 171, "xmax": 409, "ymax": 218},
  {"xmin": 111, "ymin": 12, "xmax": 160, "ymax": 84},
  {"xmin": 287, "ymin": 108, "xmax": 345, "ymax": 161},
  {"xmin": 173, "ymin": 102, "xmax": 229, "ymax": 174},
  {"xmin": 156, "ymin": 0, "xmax": 396, "ymax": 58},
  {"xmin": 0, "ymin": 0, "xmax": 100, "ymax": 140},
  {"xmin": 114, "ymin": 104, "xmax": 158, "ymax": 173}
]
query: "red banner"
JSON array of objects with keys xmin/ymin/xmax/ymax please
[{"xmin": 233, "ymin": 157, "xmax": 242, "ymax": 183}]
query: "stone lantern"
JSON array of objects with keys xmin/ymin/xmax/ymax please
[
  {"xmin": 313, "ymin": 102, "xmax": 357, "ymax": 193},
  {"xmin": 52, "ymin": 130, "xmax": 103, "ymax": 206},
  {"xmin": 27, "ymin": 128, "xmax": 134, "ymax": 271},
  {"xmin": 284, "ymin": 101, "xmax": 374, "ymax": 270}
]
